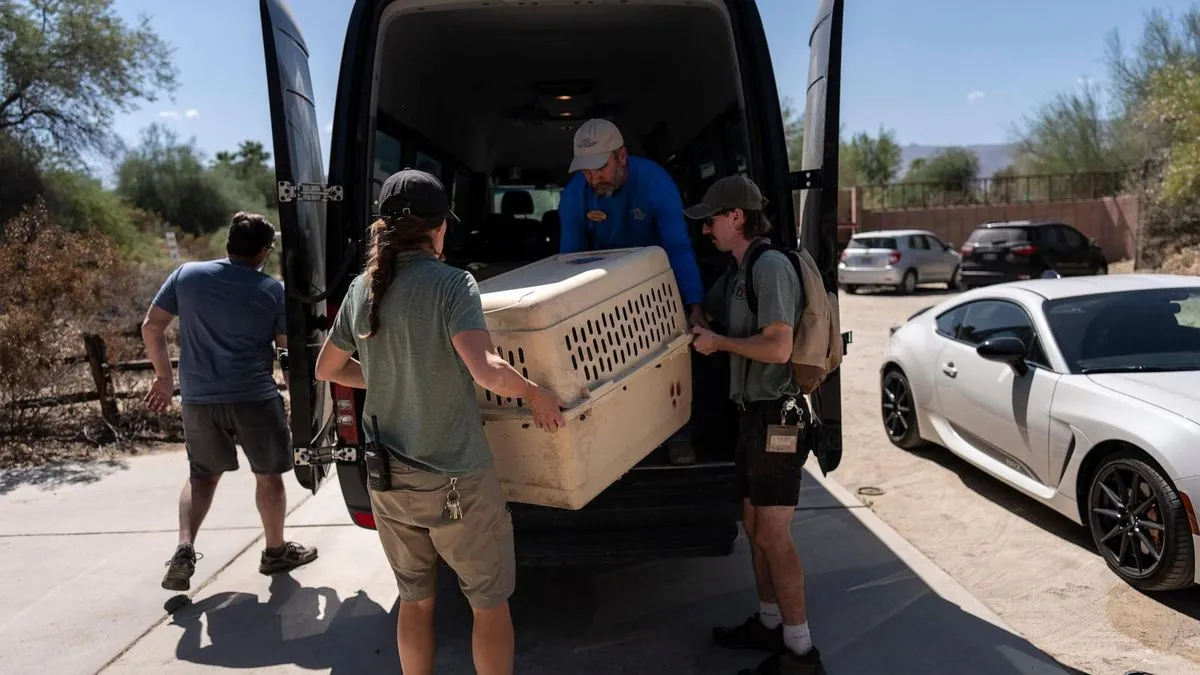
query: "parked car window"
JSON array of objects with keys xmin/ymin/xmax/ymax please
[
  {"xmin": 1044, "ymin": 287, "xmax": 1200, "ymax": 374},
  {"xmin": 935, "ymin": 305, "xmax": 967, "ymax": 339},
  {"xmin": 966, "ymin": 227, "xmax": 1028, "ymax": 244},
  {"xmin": 1059, "ymin": 225, "xmax": 1086, "ymax": 248},
  {"xmin": 908, "ymin": 235, "xmax": 929, "ymax": 250},
  {"xmin": 848, "ymin": 236, "xmax": 898, "ymax": 249},
  {"xmin": 954, "ymin": 300, "xmax": 1049, "ymax": 367},
  {"xmin": 1041, "ymin": 226, "xmax": 1065, "ymax": 245},
  {"xmin": 924, "ymin": 234, "xmax": 948, "ymax": 250}
]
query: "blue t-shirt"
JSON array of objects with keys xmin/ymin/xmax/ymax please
[
  {"xmin": 558, "ymin": 155, "xmax": 705, "ymax": 306},
  {"xmin": 151, "ymin": 259, "xmax": 286, "ymax": 405}
]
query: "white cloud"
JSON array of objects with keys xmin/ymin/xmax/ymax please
[
  {"xmin": 158, "ymin": 109, "xmax": 199, "ymax": 120},
  {"xmin": 158, "ymin": 110, "xmax": 181, "ymax": 119},
  {"xmin": 966, "ymin": 90, "xmax": 986, "ymax": 103},
  {"xmin": 184, "ymin": 109, "xmax": 200, "ymax": 118},
  {"xmin": 1076, "ymin": 76, "xmax": 1098, "ymax": 89}
]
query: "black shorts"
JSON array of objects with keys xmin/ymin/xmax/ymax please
[
  {"xmin": 181, "ymin": 397, "xmax": 292, "ymax": 478},
  {"xmin": 735, "ymin": 397, "xmax": 810, "ymax": 507}
]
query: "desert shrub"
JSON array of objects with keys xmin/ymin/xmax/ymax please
[{"xmin": 0, "ymin": 200, "xmax": 180, "ymax": 450}]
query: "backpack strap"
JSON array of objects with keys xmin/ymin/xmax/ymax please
[
  {"xmin": 744, "ymin": 239, "xmax": 806, "ymax": 318},
  {"xmin": 742, "ymin": 237, "xmax": 774, "ymax": 317}
]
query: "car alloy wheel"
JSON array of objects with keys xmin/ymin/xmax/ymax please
[
  {"xmin": 880, "ymin": 370, "xmax": 920, "ymax": 449},
  {"xmin": 898, "ymin": 270, "xmax": 917, "ymax": 295},
  {"xmin": 1087, "ymin": 454, "xmax": 1195, "ymax": 591},
  {"xmin": 948, "ymin": 266, "xmax": 964, "ymax": 291}
]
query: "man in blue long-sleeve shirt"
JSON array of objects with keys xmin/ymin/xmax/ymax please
[{"xmin": 559, "ymin": 118, "xmax": 707, "ymax": 328}]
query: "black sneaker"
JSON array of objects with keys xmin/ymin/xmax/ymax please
[
  {"xmin": 713, "ymin": 614, "xmax": 786, "ymax": 653},
  {"xmin": 259, "ymin": 541, "xmax": 318, "ymax": 575},
  {"xmin": 161, "ymin": 544, "xmax": 200, "ymax": 591},
  {"xmin": 738, "ymin": 648, "xmax": 824, "ymax": 675}
]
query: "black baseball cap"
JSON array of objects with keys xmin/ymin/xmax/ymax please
[
  {"xmin": 683, "ymin": 174, "xmax": 768, "ymax": 219},
  {"xmin": 377, "ymin": 168, "xmax": 459, "ymax": 223}
]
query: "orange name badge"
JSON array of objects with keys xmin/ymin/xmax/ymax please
[{"xmin": 586, "ymin": 209, "xmax": 608, "ymax": 222}]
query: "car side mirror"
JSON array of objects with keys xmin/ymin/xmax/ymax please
[{"xmin": 976, "ymin": 336, "xmax": 1029, "ymax": 376}]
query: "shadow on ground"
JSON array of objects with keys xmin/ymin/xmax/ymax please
[
  {"xmin": 0, "ymin": 458, "xmax": 129, "ymax": 495},
  {"xmin": 163, "ymin": 476, "xmax": 1088, "ymax": 675},
  {"xmin": 910, "ymin": 442, "xmax": 1200, "ymax": 622}
]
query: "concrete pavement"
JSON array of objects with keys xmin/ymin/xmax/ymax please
[{"xmin": 1, "ymin": 449, "xmax": 1086, "ymax": 674}]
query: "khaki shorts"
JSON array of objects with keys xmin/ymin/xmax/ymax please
[{"xmin": 369, "ymin": 457, "xmax": 515, "ymax": 610}]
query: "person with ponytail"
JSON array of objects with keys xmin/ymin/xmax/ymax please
[{"xmin": 315, "ymin": 169, "xmax": 564, "ymax": 675}]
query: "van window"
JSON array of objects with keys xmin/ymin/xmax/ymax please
[{"xmin": 493, "ymin": 186, "xmax": 561, "ymax": 222}]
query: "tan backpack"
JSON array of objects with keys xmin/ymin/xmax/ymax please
[{"xmin": 743, "ymin": 240, "xmax": 843, "ymax": 395}]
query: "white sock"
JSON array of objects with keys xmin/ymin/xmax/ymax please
[
  {"xmin": 783, "ymin": 622, "xmax": 812, "ymax": 656},
  {"xmin": 758, "ymin": 602, "xmax": 782, "ymax": 629}
]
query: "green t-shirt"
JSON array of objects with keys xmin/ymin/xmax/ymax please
[
  {"xmin": 704, "ymin": 243, "xmax": 804, "ymax": 405},
  {"xmin": 329, "ymin": 251, "xmax": 493, "ymax": 475}
]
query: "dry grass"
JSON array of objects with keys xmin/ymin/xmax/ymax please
[{"xmin": 0, "ymin": 202, "xmax": 187, "ymax": 469}]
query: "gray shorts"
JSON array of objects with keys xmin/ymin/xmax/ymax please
[{"xmin": 181, "ymin": 397, "xmax": 292, "ymax": 478}]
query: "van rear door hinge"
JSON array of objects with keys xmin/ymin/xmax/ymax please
[
  {"xmin": 278, "ymin": 181, "xmax": 344, "ymax": 203},
  {"xmin": 294, "ymin": 446, "xmax": 358, "ymax": 466},
  {"xmin": 789, "ymin": 169, "xmax": 823, "ymax": 190}
]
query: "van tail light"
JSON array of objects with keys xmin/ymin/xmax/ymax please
[
  {"xmin": 1011, "ymin": 244, "xmax": 1037, "ymax": 256},
  {"xmin": 327, "ymin": 301, "xmax": 361, "ymax": 446},
  {"xmin": 333, "ymin": 384, "xmax": 361, "ymax": 445},
  {"xmin": 888, "ymin": 250, "xmax": 901, "ymax": 265},
  {"xmin": 351, "ymin": 510, "xmax": 377, "ymax": 529},
  {"xmin": 960, "ymin": 243, "xmax": 974, "ymax": 255},
  {"xmin": 839, "ymin": 250, "xmax": 848, "ymax": 263}
]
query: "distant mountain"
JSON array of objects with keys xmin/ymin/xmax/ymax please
[{"xmin": 898, "ymin": 143, "xmax": 1018, "ymax": 181}]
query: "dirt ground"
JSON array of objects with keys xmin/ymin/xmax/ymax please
[{"xmin": 833, "ymin": 282, "xmax": 1200, "ymax": 675}]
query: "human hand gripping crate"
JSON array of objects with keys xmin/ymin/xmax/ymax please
[{"xmin": 475, "ymin": 246, "xmax": 693, "ymax": 510}]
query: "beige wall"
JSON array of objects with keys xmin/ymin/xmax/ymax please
[{"xmin": 847, "ymin": 194, "xmax": 1140, "ymax": 261}]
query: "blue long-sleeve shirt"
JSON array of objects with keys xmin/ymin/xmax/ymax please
[{"xmin": 558, "ymin": 155, "xmax": 705, "ymax": 306}]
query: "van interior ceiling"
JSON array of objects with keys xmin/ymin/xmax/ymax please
[
  {"xmin": 371, "ymin": 1, "xmax": 745, "ymax": 265},
  {"xmin": 370, "ymin": 0, "xmax": 747, "ymax": 464}
]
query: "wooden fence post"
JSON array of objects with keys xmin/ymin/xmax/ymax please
[{"xmin": 83, "ymin": 333, "xmax": 119, "ymax": 426}]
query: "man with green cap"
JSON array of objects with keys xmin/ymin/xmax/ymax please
[{"xmin": 685, "ymin": 174, "xmax": 822, "ymax": 675}]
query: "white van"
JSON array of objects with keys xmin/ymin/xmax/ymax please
[{"xmin": 260, "ymin": 0, "xmax": 846, "ymax": 565}]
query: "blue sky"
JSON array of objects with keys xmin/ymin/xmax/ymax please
[{"xmin": 107, "ymin": 0, "xmax": 1187, "ymax": 171}]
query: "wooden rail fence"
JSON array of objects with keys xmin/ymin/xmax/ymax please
[{"xmin": 5, "ymin": 329, "xmax": 178, "ymax": 425}]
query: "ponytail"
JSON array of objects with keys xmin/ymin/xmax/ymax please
[{"xmin": 358, "ymin": 213, "xmax": 444, "ymax": 339}]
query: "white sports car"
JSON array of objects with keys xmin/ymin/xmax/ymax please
[{"xmin": 880, "ymin": 274, "xmax": 1200, "ymax": 591}]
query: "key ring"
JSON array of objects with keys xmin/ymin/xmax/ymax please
[{"xmin": 447, "ymin": 477, "xmax": 460, "ymax": 502}]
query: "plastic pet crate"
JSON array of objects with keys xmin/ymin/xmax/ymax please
[{"xmin": 475, "ymin": 246, "xmax": 693, "ymax": 509}]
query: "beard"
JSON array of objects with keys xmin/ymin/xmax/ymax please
[{"xmin": 591, "ymin": 164, "xmax": 628, "ymax": 197}]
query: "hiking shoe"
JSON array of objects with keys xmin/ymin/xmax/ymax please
[
  {"xmin": 161, "ymin": 544, "xmax": 200, "ymax": 591},
  {"xmin": 259, "ymin": 541, "xmax": 318, "ymax": 574},
  {"xmin": 713, "ymin": 614, "xmax": 785, "ymax": 652},
  {"xmin": 738, "ymin": 648, "xmax": 824, "ymax": 675}
]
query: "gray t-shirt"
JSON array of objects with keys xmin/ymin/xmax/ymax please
[
  {"xmin": 329, "ymin": 251, "xmax": 493, "ymax": 475},
  {"xmin": 704, "ymin": 244, "xmax": 804, "ymax": 405}
]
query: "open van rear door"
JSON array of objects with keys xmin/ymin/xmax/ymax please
[
  {"xmin": 795, "ymin": 0, "xmax": 847, "ymax": 474},
  {"xmin": 259, "ymin": 0, "xmax": 338, "ymax": 492}
]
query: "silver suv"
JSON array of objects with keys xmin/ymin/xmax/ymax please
[{"xmin": 838, "ymin": 229, "xmax": 964, "ymax": 295}]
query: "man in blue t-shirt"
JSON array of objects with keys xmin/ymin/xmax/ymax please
[
  {"xmin": 558, "ymin": 118, "xmax": 707, "ymax": 328},
  {"xmin": 141, "ymin": 212, "xmax": 317, "ymax": 593}
]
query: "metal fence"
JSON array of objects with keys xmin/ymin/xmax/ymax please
[{"xmin": 856, "ymin": 166, "xmax": 1147, "ymax": 211}]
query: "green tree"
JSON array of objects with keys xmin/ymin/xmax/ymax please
[
  {"xmin": 213, "ymin": 140, "xmax": 277, "ymax": 210},
  {"xmin": 781, "ymin": 97, "xmax": 804, "ymax": 171},
  {"xmin": 1012, "ymin": 83, "xmax": 1130, "ymax": 175},
  {"xmin": 1141, "ymin": 62, "xmax": 1200, "ymax": 206},
  {"xmin": 116, "ymin": 124, "xmax": 237, "ymax": 235},
  {"xmin": 0, "ymin": 0, "xmax": 177, "ymax": 163},
  {"xmin": 841, "ymin": 126, "xmax": 903, "ymax": 185},
  {"xmin": 905, "ymin": 147, "xmax": 979, "ymax": 191}
]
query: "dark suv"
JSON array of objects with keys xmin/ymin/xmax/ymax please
[{"xmin": 960, "ymin": 219, "xmax": 1108, "ymax": 288}]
